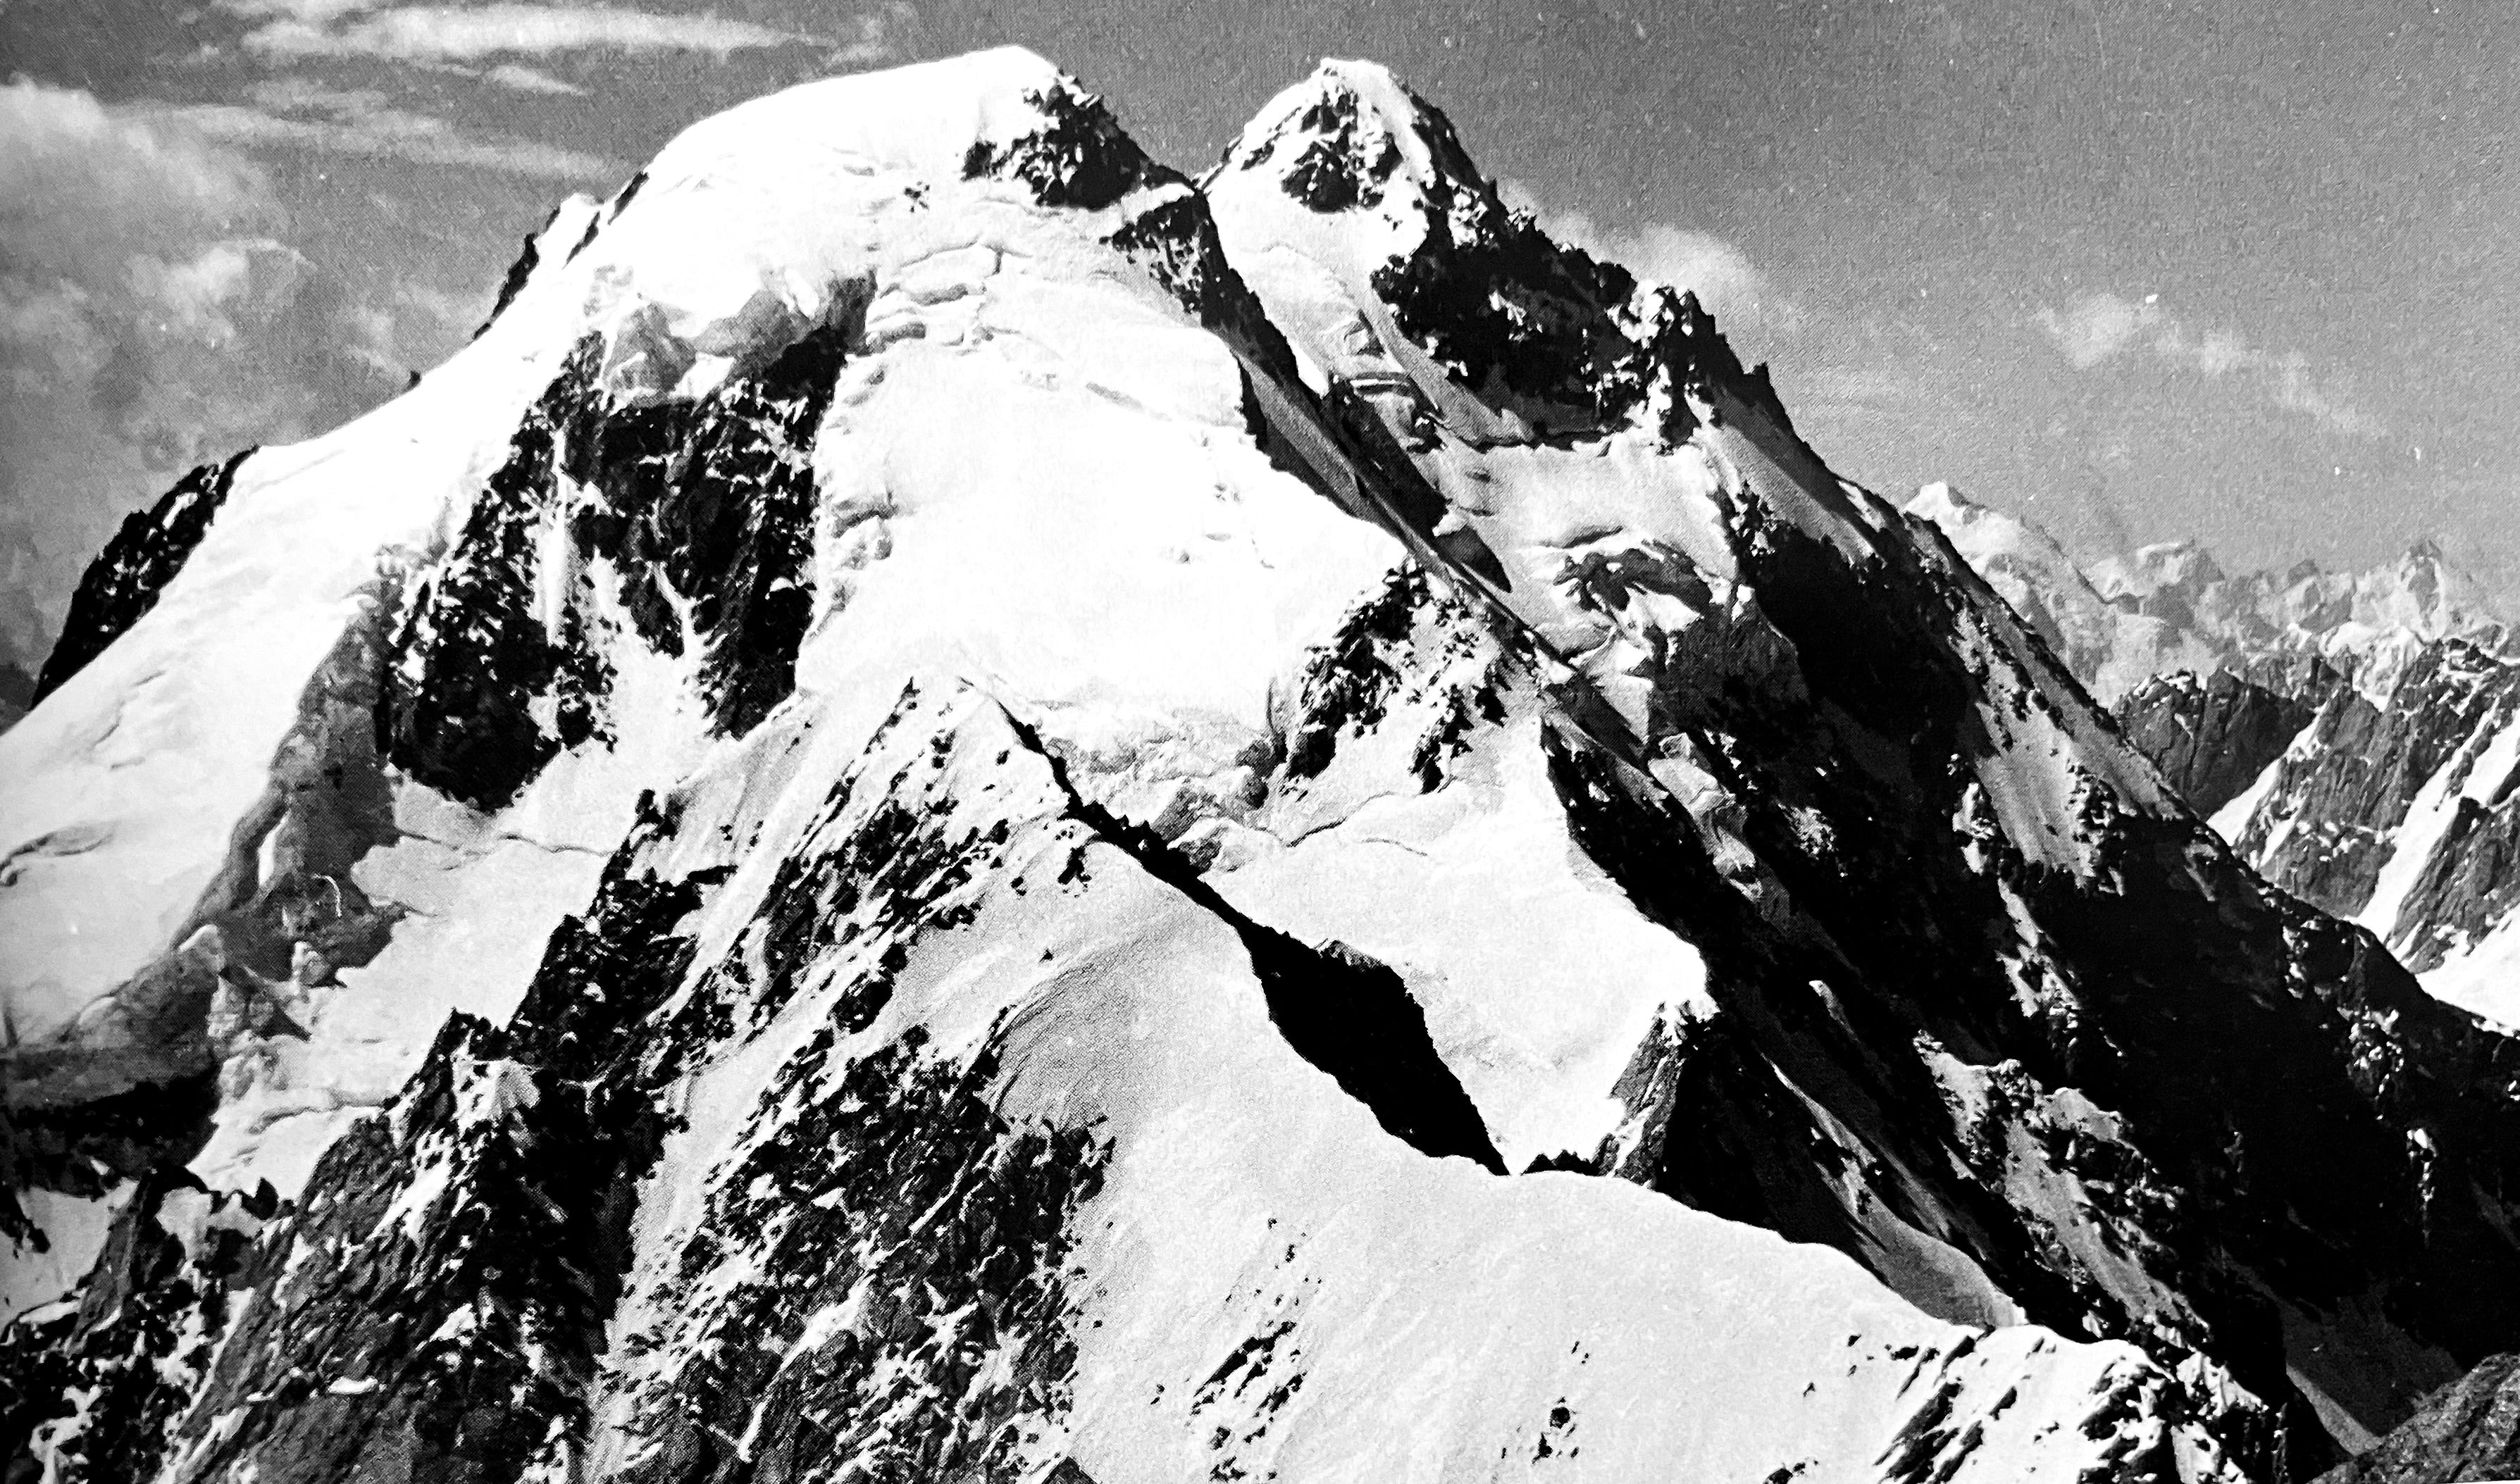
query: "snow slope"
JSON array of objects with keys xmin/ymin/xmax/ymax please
[
  {"xmin": 1916, "ymin": 482, "xmax": 2520, "ymax": 1030},
  {"xmin": 30, "ymin": 682, "xmax": 2244, "ymax": 1483},
  {"xmin": 1906, "ymin": 482, "xmax": 2222, "ymax": 703},
  {"xmin": 1202, "ymin": 58, "xmax": 2520, "ymax": 1466},
  {"xmin": 6, "ymin": 46, "xmax": 2517, "ymax": 1483},
  {"xmin": 2, "ymin": 46, "xmax": 1391, "ymax": 1195},
  {"xmin": 2218, "ymin": 638, "xmax": 2520, "ymax": 1030}
]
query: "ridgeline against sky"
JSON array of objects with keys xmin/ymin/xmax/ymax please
[{"xmin": 11, "ymin": 52, "xmax": 2520, "ymax": 1473}]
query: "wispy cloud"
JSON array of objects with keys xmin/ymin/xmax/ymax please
[
  {"xmin": 342, "ymin": 280, "xmax": 487, "ymax": 379},
  {"xmin": 221, "ymin": 1, "xmax": 913, "ymax": 94},
  {"xmin": 830, "ymin": 2, "xmax": 918, "ymax": 67},
  {"xmin": 2036, "ymin": 292, "xmax": 2178, "ymax": 369},
  {"xmin": 144, "ymin": 81, "xmax": 619, "ymax": 180},
  {"xmin": 1500, "ymin": 180, "xmax": 1800, "ymax": 347},
  {"xmin": 2036, "ymin": 292, "xmax": 2383, "ymax": 438},
  {"xmin": 1593, "ymin": 222, "xmax": 1787, "ymax": 322},
  {"xmin": 484, "ymin": 62, "xmax": 587, "ymax": 96},
  {"xmin": 242, "ymin": 4, "xmax": 819, "ymax": 63},
  {"xmin": 214, "ymin": 0, "xmax": 375, "ymax": 21},
  {"xmin": 1, "ymin": 78, "xmax": 271, "ymax": 251}
]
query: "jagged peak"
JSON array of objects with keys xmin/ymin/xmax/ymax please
[
  {"xmin": 2364, "ymin": 535, "xmax": 2509, "ymax": 630},
  {"xmin": 2091, "ymin": 537, "xmax": 2226, "ymax": 599},
  {"xmin": 1205, "ymin": 57, "xmax": 1810, "ymax": 448},
  {"xmin": 2402, "ymin": 535, "xmax": 2448, "ymax": 565},
  {"xmin": 1219, "ymin": 57, "xmax": 1486, "ymax": 213},
  {"xmin": 960, "ymin": 68, "xmax": 1174, "ymax": 211},
  {"xmin": 15, "ymin": 53, "xmax": 2520, "ymax": 1482},
  {"xmin": 1210, "ymin": 61, "xmax": 1669, "ymax": 440}
]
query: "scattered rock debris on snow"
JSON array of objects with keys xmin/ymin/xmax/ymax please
[{"xmin": 4, "ymin": 44, "xmax": 2513, "ymax": 1484}]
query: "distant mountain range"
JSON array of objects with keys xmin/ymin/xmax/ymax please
[
  {"xmin": 5, "ymin": 50, "xmax": 2516, "ymax": 1484},
  {"xmin": 1908, "ymin": 482, "xmax": 2509, "ymax": 709},
  {"xmin": 1916, "ymin": 484, "xmax": 2520, "ymax": 1033}
]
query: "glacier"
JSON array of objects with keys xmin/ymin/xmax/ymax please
[{"xmin": 3, "ymin": 46, "xmax": 2516, "ymax": 1484}]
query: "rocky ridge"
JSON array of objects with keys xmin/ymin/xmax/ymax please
[
  {"xmin": 1911, "ymin": 485, "xmax": 2520, "ymax": 1033},
  {"xmin": 2311, "ymin": 1354, "xmax": 2520, "ymax": 1484},
  {"xmin": 1, "ymin": 48, "xmax": 2514, "ymax": 1483}
]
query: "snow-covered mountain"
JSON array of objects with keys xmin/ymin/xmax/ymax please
[
  {"xmin": 6, "ymin": 49, "xmax": 2518, "ymax": 1483},
  {"xmin": 1908, "ymin": 482, "xmax": 2508, "ymax": 707},
  {"xmin": 1909, "ymin": 486, "xmax": 2520, "ymax": 1033},
  {"xmin": 2214, "ymin": 638, "xmax": 2520, "ymax": 1032}
]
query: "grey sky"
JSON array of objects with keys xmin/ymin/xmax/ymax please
[{"xmin": 2, "ymin": 0, "xmax": 2512, "ymax": 675}]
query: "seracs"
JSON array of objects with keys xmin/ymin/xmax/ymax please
[{"xmin": 6, "ymin": 47, "xmax": 2516, "ymax": 1483}]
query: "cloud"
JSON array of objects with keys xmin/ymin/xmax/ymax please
[
  {"xmin": 1598, "ymin": 225, "xmax": 1778, "ymax": 317},
  {"xmin": 0, "ymin": 80, "xmax": 413, "ymax": 678},
  {"xmin": 0, "ymin": 80, "xmax": 271, "ymax": 261},
  {"xmin": 2036, "ymin": 291, "xmax": 2383, "ymax": 437},
  {"xmin": 484, "ymin": 62, "xmax": 587, "ymax": 96},
  {"xmin": 1499, "ymin": 181, "xmax": 1799, "ymax": 346},
  {"xmin": 342, "ymin": 280, "xmax": 487, "ymax": 379},
  {"xmin": 2257, "ymin": 349, "xmax": 2381, "ymax": 437},
  {"xmin": 829, "ymin": 2, "xmax": 918, "ymax": 67},
  {"xmin": 2036, "ymin": 292, "xmax": 2165, "ymax": 369},
  {"xmin": 242, "ymin": 5, "xmax": 820, "ymax": 63},
  {"xmin": 214, "ymin": 0, "xmax": 378, "ymax": 20},
  {"xmin": 124, "ymin": 240, "xmax": 270, "ymax": 338},
  {"xmin": 147, "ymin": 82, "xmax": 619, "ymax": 180}
]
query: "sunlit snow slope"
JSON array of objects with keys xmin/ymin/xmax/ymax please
[
  {"xmin": 2217, "ymin": 640, "xmax": 2520, "ymax": 1031},
  {"xmin": 1199, "ymin": 61, "xmax": 2520, "ymax": 1470},
  {"xmin": 4, "ymin": 46, "xmax": 2516, "ymax": 1484}
]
